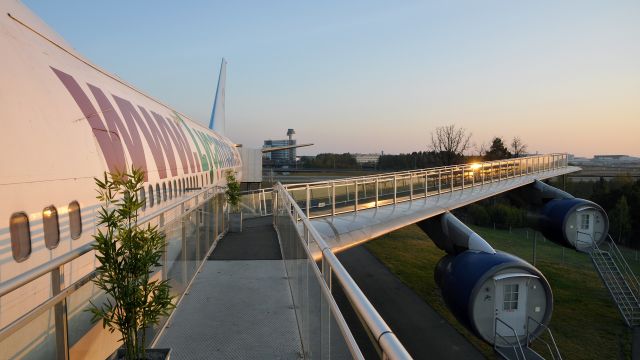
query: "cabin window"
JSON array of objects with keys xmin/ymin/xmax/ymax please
[
  {"xmin": 140, "ymin": 187, "xmax": 146, "ymax": 210},
  {"xmin": 148, "ymin": 185, "xmax": 154, "ymax": 207},
  {"xmin": 69, "ymin": 201, "xmax": 82, "ymax": 240},
  {"xmin": 162, "ymin": 183, "xmax": 167, "ymax": 202},
  {"xmin": 580, "ymin": 214, "xmax": 590, "ymax": 230},
  {"xmin": 43, "ymin": 206, "xmax": 60, "ymax": 249},
  {"xmin": 503, "ymin": 284, "xmax": 519, "ymax": 311},
  {"xmin": 10, "ymin": 212, "xmax": 31, "ymax": 262},
  {"xmin": 156, "ymin": 184, "xmax": 161, "ymax": 204}
]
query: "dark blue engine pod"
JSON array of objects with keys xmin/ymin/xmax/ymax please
[
  {"xmin": 435, "ymin": 251, "xmax": 553, "ymax": 346},
  {"xmin": 539, "ymin": 198, "xmax": 608, "ymax": 250}
]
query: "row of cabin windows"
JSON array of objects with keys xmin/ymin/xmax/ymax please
[
  {"xmin": 141, "ymin": 172, "xmax": 215, "ymax": 210},
  {"xmin": 10, "ymin": 201, "xmax": 82, "ymax": 262},
  {"xmin": 9, "ymin": 171, "xmax": 217, "ymax": 263}
]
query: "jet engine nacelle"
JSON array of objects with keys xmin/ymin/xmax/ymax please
[
  {"xmin": 435, "ymin": 251, "xmax": 553, "ymax": 346},
  {"xmin": 536, "ymin": 198, "xmax": 608, "ymax": 251}
]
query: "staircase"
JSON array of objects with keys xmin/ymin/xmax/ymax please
[
  {"xmin": 494, "ymin": 317, "xmax": 562, "ymax": 360},
  {"xmin": 589, "ymin": 235, "xmax": 640, "ymax": 327}
]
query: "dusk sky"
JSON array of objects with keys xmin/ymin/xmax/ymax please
[{"xmin": 25, "ymin": 1, "xmax": 640, "ymax": 157}]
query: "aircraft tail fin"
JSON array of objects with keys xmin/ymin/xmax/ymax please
[{"xmin": 209, "ymin": 58, "xmax": 227, "ymax": 133}]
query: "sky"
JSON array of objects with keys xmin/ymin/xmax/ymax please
[{"xmin": 24, "ymin": 1, "xmax": 640, "ymax": 157}]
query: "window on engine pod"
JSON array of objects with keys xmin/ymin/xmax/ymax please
[
  {"xmin": 43, "ymin": 206, "xmax": 60, "ymax": 249},
  {"xmin": 69, "ymin": 201, "xmax": 82, "ymax": 240},
  {"xmin": 580, "ymin": 214, "xmax": 590, "ymax": 230},
  {"xmin": 10, "ymin": 212, "xmax": 31, "ymax": 262},
  {"xmin": 503, "ymin": 284, "xmax": 519, "ymax": 311}
]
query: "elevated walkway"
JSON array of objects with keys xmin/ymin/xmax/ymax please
[
  {"xmin": 283, "ymin": 154, "xmax": 578, "ymax": 256},
  {"xmin": 156, "ymin": 217, "xmax": 303, "ymax": 359}
]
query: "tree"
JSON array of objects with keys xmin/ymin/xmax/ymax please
[
  {"xmin": 610, "ymin": 195, "xmax": 631, "ymax": 244},
  {"xmin": 510, "ymin": 137, "xmax": 527, "ymax": 157},
  {"xmin": 430, "ymin": 124, "xmax": 472, "ymax": 165},
  {"xmin": 484, "ymin": 137, "xmax": 511, "ymax": 161},
  {"xmin": 225, "ymin": 170, "xmax": 241, "ymax": 210},
  {"xmin": 89, "ymin": 168, "xmax": 174, "ymax": 360}
]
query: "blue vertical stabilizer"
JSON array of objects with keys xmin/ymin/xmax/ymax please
[{"xmin": 209, "ymin": 58, "xmax": 227, "ymax": 133}]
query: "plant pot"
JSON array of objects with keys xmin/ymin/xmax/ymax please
[{"xmin": 108, "ymin": 348, "xmax": 171, "ymax": 360}]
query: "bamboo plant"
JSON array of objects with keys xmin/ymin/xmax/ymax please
[{"xmin": 89, "ymin": 168, "xmax": 174, "ymax": 359}]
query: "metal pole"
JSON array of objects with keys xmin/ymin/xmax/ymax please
[
  {"xmin": 450, "ymin": 168, "xmax": 454, "ymax": 192},
  {"xmin": 354, "ymin": 180, "xmax": 359, "ymax": 212},
  {"xmin": 306, "ymin": 184, "xmax": 310, "ymax": 218},
  {"xmin": 533, "ymin": 232, "xmax": 537, "ymax": 266},
  {"xmin": 375, "ymin": 178, "xmax": 379, "ymax": 208},
  {"xmin": 461, "ymin": 167, "xmax": 465, "ymax": 190},
  {"xmin": 438, "ymin": 170, "xmax": 441, "ymax": 194},
  {"xmin": 409, "ymin": 174, "xmax": 413, "ymax": 200},
  {"xmin": 332, "ymin": 183, "xmax": 336, "ymax": 216},
  {"xmin": 393, "ymin": 175, "xmax": 397, "ymax": 204},
  {"xmin": 425, "ymin": 172, "xmax": 428, "ymax": 197},
  {"xmin": 52, "ymin": 266, "xmax": 69, "ymax": 360}
]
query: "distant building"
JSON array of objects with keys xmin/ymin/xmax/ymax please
[
  {"xmin": 263, "ymin": 129, "xmax": 297, "ymax": 165},
  {"xmin": 354, "ymin": 153, "xmax": 381, "ymax": 165}
]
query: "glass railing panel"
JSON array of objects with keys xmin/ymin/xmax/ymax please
[
  {"xmin": 67, "ymin": 281, "xmax": 117, "ymax": 360},
  {"xmin": 164, "ymin": 217, "xmax": 188, "ymax": 297},
  {"xmin": 0, "ymin": 306, "xmax": 56, "ymax": 360},
  {"xmin": 411, "ymin": 173, "xmax": 427, "ymax": 198},
  {"xmin": 357, "ymin": 181, "xmax": 377, "ymax": 210},
  {"xmin": 395, "ymin": 176, "xmax": 411, "ymax": 201},
  {"xmin": 377, "ymin": 178, "xmax": 395, "ymax": 205},
  {"xmin": 309, "ymin": 185, "xmax": 332, "ymax": 217},
  {"xmin": 333, "ymin": 183, "xmax": 354, "ymax": 214}
]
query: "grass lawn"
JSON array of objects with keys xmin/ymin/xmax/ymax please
[{"xmin": 365, "ymin": 225, "xmax": 632, "ymax": 359}]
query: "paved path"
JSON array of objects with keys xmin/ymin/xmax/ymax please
[
  {"xmin": 157, "ymin": 217, "xmax": 302, "ymax": 360},
  {"xmin": 335, "ymin": 246, "xmax": 485, "ymax": 360}
]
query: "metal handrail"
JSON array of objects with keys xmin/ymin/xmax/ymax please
[
  {"xmin": 285, "ymin": 153, "xmax": 566, "ymax": 189},
  {"xmin": 275, "ymin": 183, "xmax": 412, "ymax": 359},
  {"xmin": 0, "ymin": 185, "xmax": 221, "ymax": 298},
  {"xmin": 607, "ymin": 235, "xmax": 640, "ymax": 297},
  {"xmin": 526, "ymin": 316, "xmax": 562, "ymax": 360},
  {"xmin": 284, "ymin": 154, "xmax": 569, "ymax": 219},
  {"xmin": 494, "ymin": 317, "xmax": 526, "ymax": 360},
  {"xmin": 586, "ymin": 232, "xmax": 638, "ymax": 325}
]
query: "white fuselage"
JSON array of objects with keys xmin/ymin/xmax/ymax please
[{"xmin": 0, "ymin": 1, "xmax": 242, "ymax": 327}]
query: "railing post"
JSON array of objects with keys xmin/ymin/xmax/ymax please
[
  {"xmin": 425, "ymin": 172, "xmax": 428, "ymax": 197},
  {"xmin": 306, "ymin": 184, "xmax": 310, "ymax": 218},
  {"xmin": 375, "ymin": 178, "xmax": 379, "ymax": 208},
  {"xmin": 52, "ymin": 266, "xmax": 69, "ymax": 360},
  {"xmin": 354, "ymin": 180, "xmax": 359, "ymax": 212},
  {"xmin": 481, "ymin": 163, "xmax": 485, "ymax": 185},
  {"xmin": 393, "ymin": 175, "xmax": 397, "ymax": 204},
  {"xmin": 410, "ymin": 174, "xmax": 413, "ymax": 200},
  {"xmin": 331, "ymin": 182, "xmax": 336, "ymax": 217},
  {"xmin": 451, "ymin": 168, "xmax": 454, "ymax": 192},
  {"xmin": 438, "ymin": 170, "xmax": 441, "ymax": 195},
  {"xmin": 498, "ymin": 161, "xmax": 502, "ymax": 180}
]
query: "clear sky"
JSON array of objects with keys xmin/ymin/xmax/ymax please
[{"xmin": 24, "ymin": 1, "xmax": 640, "ymax": 157}]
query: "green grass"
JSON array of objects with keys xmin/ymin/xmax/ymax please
[{"xmin": 365, "ymin": 225, "xmax": 632, "ymax": 359}]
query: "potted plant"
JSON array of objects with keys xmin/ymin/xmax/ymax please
[
  {"xmin": 89, "ymin": 168, "xmax": 175, "ymax": 359},
  {"xmin": 225, "ymin": 170, "xmax": 242, "ymax": 231}
]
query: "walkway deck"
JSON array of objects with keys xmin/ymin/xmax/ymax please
[{"xmin": 156, "ymin": 217, "xmax": 302, "ymax": 359}]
